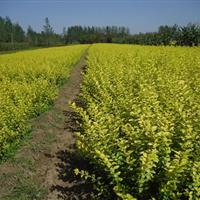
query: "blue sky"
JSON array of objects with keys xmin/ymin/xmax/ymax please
[{"xmin": 0, "ymin": 0, "xmax": 200, "ymax": 34}]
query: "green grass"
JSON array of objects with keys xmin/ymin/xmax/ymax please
[{"xmin": 1, "ymin": 176, "xmax": 48, "ymax": 200}]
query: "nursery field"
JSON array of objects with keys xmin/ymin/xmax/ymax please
[
  {"xmin": 74, "ymin": 44, "xmax": 200, "ymax": 199},
  {"xmin": 0, "ymin": 45, "xmax": 88, "ymax": 158},
  {"xmin": 0, "ymin": 44, "xmax": 200, "ymax": 200}
]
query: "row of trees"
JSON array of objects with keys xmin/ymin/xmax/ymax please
[
  {"xmin": 0, "ymin": 16, "xmax": 62, "ymax": 47},
  {"xmin": 63, "ymin": 26, "xmax": 130, "ymax": 44},
  {"xmin": 0, "ymin": 16, "xmax": 25, "ymax": 43},
  {"xmin": 125, "ymin": 24, "xmax": 200, "ymax": 46},
  {"xmin": 0, "ymin": 16, "xmax": 200, "ymax": 50},
  {"xmin": 65, "ymin": 24, "xmax": 200, "ymax": 46},
  {"xmin": 27, "ymin": 18, "xmax": 62, "ymax": 46}
]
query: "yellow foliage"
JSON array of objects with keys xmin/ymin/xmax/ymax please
[
  {"xmin": 75, "ymin": 44, "xmax": 200, "ymax": 199},
  {"xmin": 0, "ymin": 45, "xmax": 88, "ymax": 157}
]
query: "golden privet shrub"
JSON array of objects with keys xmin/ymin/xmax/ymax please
[
  {"xmin": 73, "ymin": 44, "xmax": 200, "ymax": 200},
  {"xmin": 0, "ymin": 45, "xmax": 88, "ymax": 158}
]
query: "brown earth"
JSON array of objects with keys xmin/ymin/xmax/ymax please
[{"xmin": 0, "ymin": 49, "xmax": 92, "ymax": 200}]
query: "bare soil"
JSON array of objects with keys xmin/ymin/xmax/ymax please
[{"xmin": 0, "ymin": 50, "xmax": 92, "ymax": 200}]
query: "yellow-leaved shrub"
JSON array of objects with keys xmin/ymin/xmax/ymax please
[
  {"xmin": 0, "ymin": 45, "xmax": 88, "ymax": 158},
  {"xmin": 74, "ymin": 44, "xmax": 200, "ymax": 199}
]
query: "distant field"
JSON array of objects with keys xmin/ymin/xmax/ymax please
[
  {"xmin": 74, "ymin": 44, "xmax": 200, "ymax": 199},
  {"xmin": 0, "ymin": 45, "xmax": 88, "ymax": 158}
]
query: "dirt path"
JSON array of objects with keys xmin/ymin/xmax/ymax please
[{"xmin": 0, "ymin": 49, "xmax": 91, "ymax": 200}]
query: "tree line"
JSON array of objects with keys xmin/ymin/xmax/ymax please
[
  {"xmin": 65, "ymin": 24, "xmax": 200, "ymax": 46},
  {"xmin": 63, "ymin": 26, "xmax": 130, "ymax": 44},
  {"xmin": 125, "ymin": 24, "xmax": 200, "ymax": 46},
  {"xmin": 0, "ymin": 16, "xmax": 200, "ymax": 51},
  {"xmin": 0, "ymin": 16, "xmax": 62, "ymax": 50}
]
